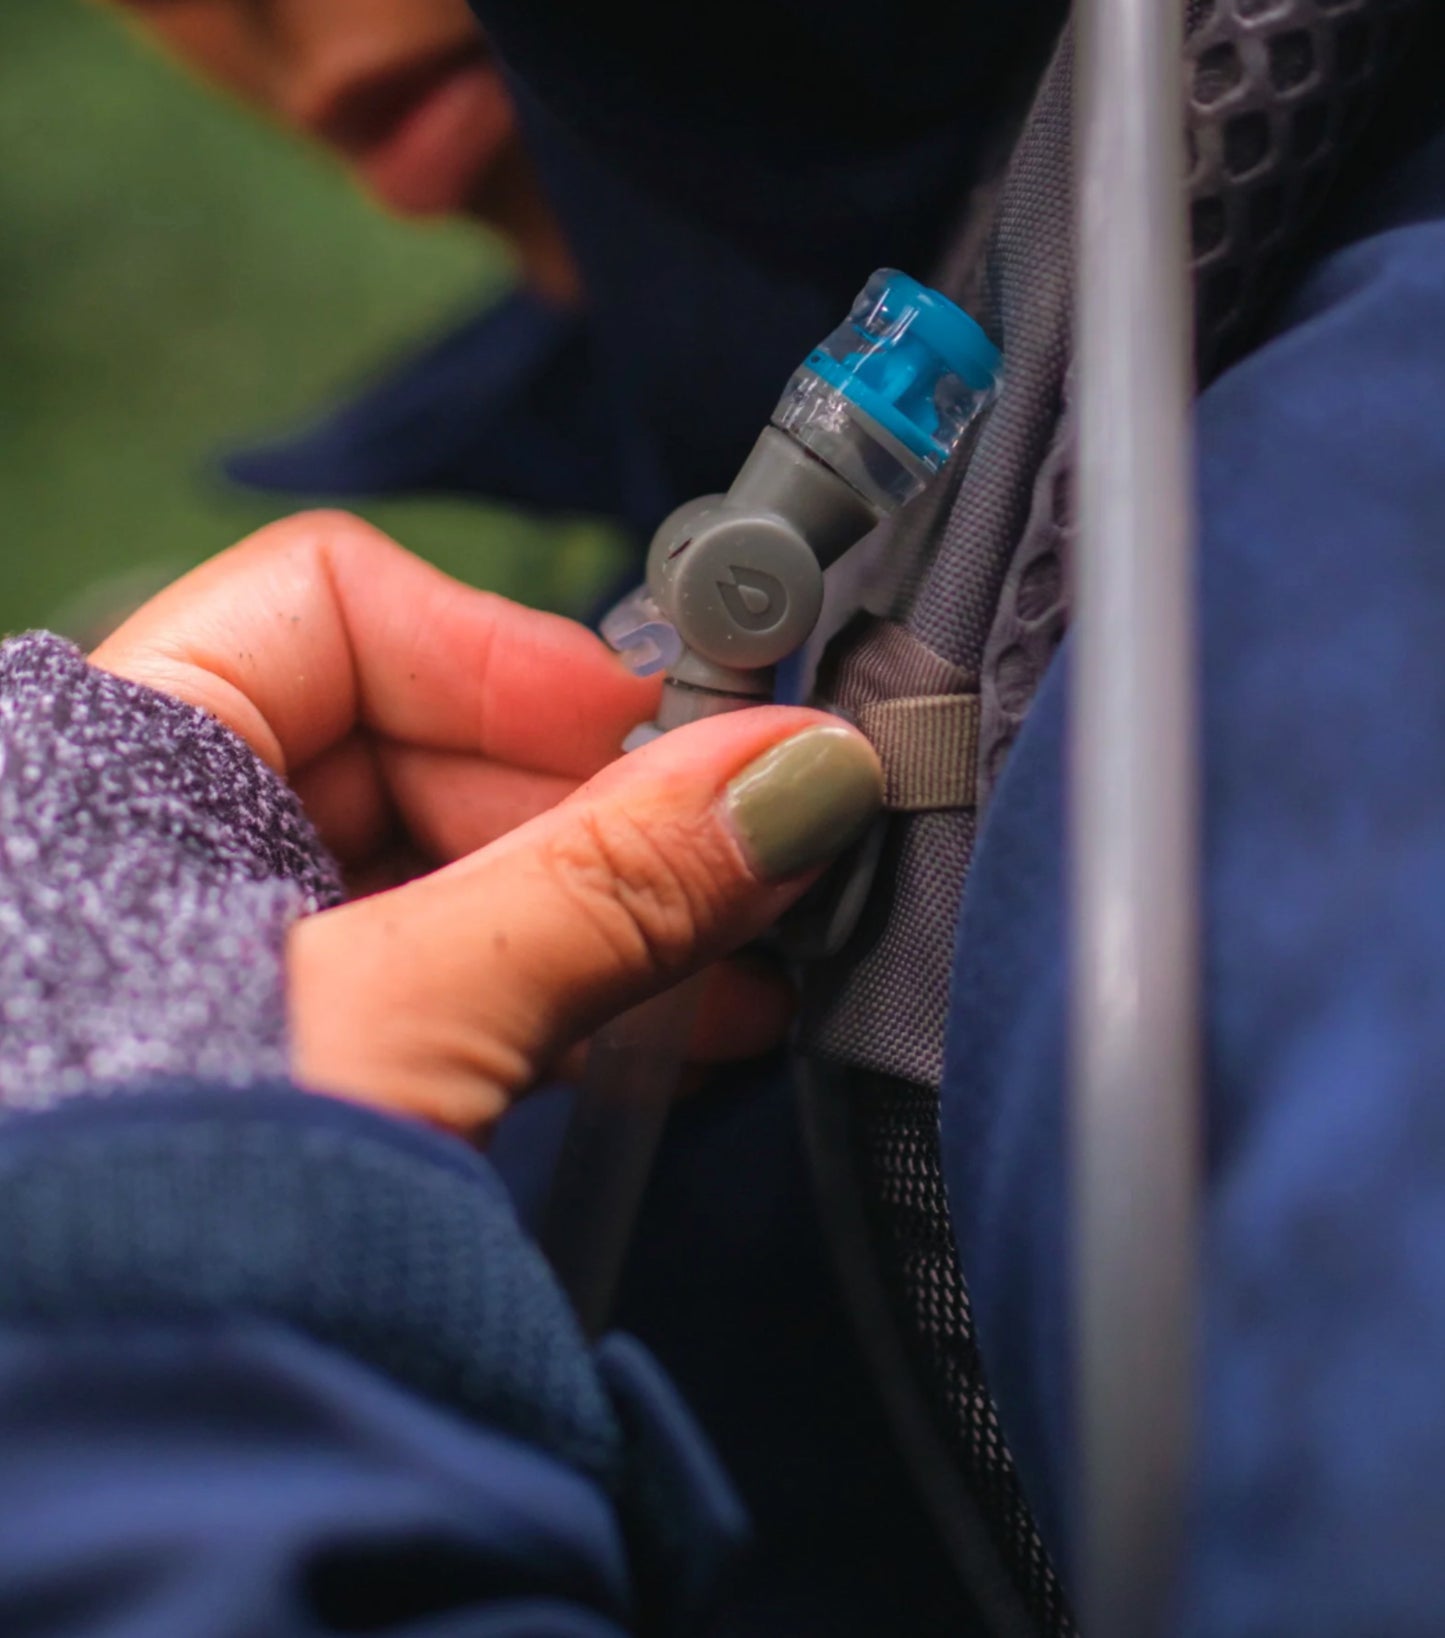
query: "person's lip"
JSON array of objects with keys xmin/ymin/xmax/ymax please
[
  {"xmin": 295, "ymin": 41, "xmax": 489, "ymax": 158},
  {"xmin": 291, "ymin": 42, "xmax": 512, "ymax": 215}
]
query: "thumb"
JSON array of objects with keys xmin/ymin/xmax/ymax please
[{"xmin": 288, "ymin": 707, "xmax": 882, "ymax": 1131}]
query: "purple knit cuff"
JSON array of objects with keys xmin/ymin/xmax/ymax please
[{"xmin": 0, "ymin": 633, "xmax": 344, "ymax": 1109}]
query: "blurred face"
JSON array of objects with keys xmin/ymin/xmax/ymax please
[{"xmin": 108, "ymin": 0, "xmax": 577, "ymax": 295}]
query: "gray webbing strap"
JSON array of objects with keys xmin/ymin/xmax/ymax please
[
  {"xmin": 820, "ymin": 618, "xmax": 981, "ymax": 812},
  {"xmin": 856, "ymin": 695, "xmax": 980, "ymax": 812}
]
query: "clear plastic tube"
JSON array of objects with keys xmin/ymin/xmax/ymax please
[
  {"xmin": 541, "ymin": 270, "xmax": 1003, "ymax": 1337},
  {"xmin": 540, "ymin": 977, "xmax": 705, "ymax": 1338},
  {"xmin": 539, "ymin": 681, "xmax": 759, "ymax": 1336}
]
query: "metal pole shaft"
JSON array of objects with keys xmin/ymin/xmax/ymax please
[{"xmin": 1072, "ymin": 3, "xmax": 1200, "ymax": 1634}]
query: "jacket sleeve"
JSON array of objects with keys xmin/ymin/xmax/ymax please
[
  {"xmin": 0, "ymin": 630, "xmax": 343, "ymax": 1108},
  {"xmin": 0, "ymin": 634, "xmax": 745, "ymax": 1635},
  {"xmin": 0, "ymin": 1088, "xmax": 745, "ymax": 1637}
]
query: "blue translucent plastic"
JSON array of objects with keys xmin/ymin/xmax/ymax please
[{"xmin": 802, "ymin": 270, "xmax": 1001, "ymax": 466}]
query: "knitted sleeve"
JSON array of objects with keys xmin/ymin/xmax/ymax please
[{"xmin": 0, "ymin": 632, "xmax": 344, "ymax": 1109}]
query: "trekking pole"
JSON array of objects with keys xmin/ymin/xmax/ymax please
[
  {"xmin": 542, "ymin": 271, "xmax": 1001, "ymax": 1337},
  {"xmin": 1072, "ymin": 1, "xmax": 1200, "ymax": 1634}
]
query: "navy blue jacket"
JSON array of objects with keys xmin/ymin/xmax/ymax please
[
  {"xmin": 946, "ymin": 115, "xmax": 1445, "ymax": 1633},
  {"xmin": 227, "ymin": 290, "xmax": 665, "ymax": 544}
]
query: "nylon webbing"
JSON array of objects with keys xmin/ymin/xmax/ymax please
[
  {"xmin": 856, "ymin": 695, "xmax": 980, "ymax": 811},
  {"xmin": 819, "ymin": 617, "xmax": 983, "ymax": 811}
]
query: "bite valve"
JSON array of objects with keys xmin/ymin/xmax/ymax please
[
  {"xmin": 541, "ymin": 276, "xmax": 998, "ymax": 1335},
  {"xmin": 604, "ymin": 270, "xmax": 1001, "ymax": 721}
]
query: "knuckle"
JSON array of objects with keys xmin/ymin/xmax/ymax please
[
  {"xmin": 257, "ymin": 509, "xmax": 394, "ymax": 576},
  {"xmin": 290, "ymin": 507, "xmax": 377, "ymax": 543},
  {"xmin": 538, "ymin": 805, "xmax": 724, "ymax": 981},
  {"xmin": 247, "ymin": 507, "xmax": 363, "ymax": 557}
]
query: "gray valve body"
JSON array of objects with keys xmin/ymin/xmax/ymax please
[{"xmin": 646, "ymin": 428, "xmax": 882, "ymax": 696}]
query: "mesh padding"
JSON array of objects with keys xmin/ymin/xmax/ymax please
[
  {"xmin": 976, "ymin": 404, "xmax": 1075, "ymax": 810},
  {"xmin": 981, "ymin": 0, "xmax": 1426, "ymax": 796},
  {"xmin": 854, "ymin": 1077, "xmax": 1075, "ymax": 1636}
]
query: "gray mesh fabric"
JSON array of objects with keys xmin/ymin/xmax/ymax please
[
  {"xmin": 800, "ymin": 4, "xmax": 1429, "ymax": 1633},
  {"xmin": 852, "ymin": 1076, "xmax": 1074, "ymax": 1635},
  {"xmin": 982, "ymin": 0, "xmax": 1423, "ymax": 798},
  {"xmin": 976, "ymin": 403, "xmax": 1075, "ymax": 811}
]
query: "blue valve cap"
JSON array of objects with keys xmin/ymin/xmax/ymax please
[{"xmin": 773, "ymin": 269, "xmax": 1001, "ymax": 512}]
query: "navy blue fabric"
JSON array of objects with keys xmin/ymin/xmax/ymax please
[
  {"xmin": 225, "ymin": 289, "xmax": 662, "ymax": 541},
  {"xmin": 466, "ymin": 0, "xmax": 1062, "ymax": 291},
  {"xmin": 0, "ymin": 1321, "xmax": 635, "ymax": 1636},
  {"xmin": 483, "ymin": 1062, "xmax": 975, "ymax": 1633},
  {"xmin": 0, "ymin": 1073, "xmax": 960, "ymax": 1635},
  {"xmin": 205, "ymin": 3, "xmax": 1445, "ymax": 1628},
  {"xmin": 0, "ymin": 1086, "xmax": 623, "ymax": 1483},
  {"xmin": 468, "ymin": 0, "xmax": 1063, "ymax": 526},
  {"xmin": 0, "ymin": 1087, "xmax": 745, "ymax": 1637},
  {"xmin": 224, "ymin": 243, "xmax": 821, "ymax": 541},
  {"xmin": 594, "ymin": 1335, "xmax": 752, "ymax": 1632},
  {"xmin": 942, "ymin": 123, "xmax": 1445, "ymax": 1629},
  {"xmin": 233, "ymin": 4, "xmax": 1063, "ymax": 547},
  {"xmin": 615, "ymin": 1058, "xmax": 976, "ymax": 1635}
]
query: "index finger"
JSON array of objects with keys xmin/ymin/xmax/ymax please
[{"xmin": 92, "ymin": 511, "xmax": 660, "ymax": 778}]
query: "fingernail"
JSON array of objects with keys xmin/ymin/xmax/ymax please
[{"xmin": 724, "ymin": 725, "xmax": 883, "ymax": 882}]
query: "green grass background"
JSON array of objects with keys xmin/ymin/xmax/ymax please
[{"xmin": 0, "ymin": 1, "xmax": 623, "ymax": 638}]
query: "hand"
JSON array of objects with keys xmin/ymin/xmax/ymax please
[{"xmin": 93, "ymin": 513, "xmax": 883, "ymax": 1134}]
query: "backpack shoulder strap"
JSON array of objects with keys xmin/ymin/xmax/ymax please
[{"xmin": 798, "ymin": 4, "xmax": 1433, "ymax": 1634}]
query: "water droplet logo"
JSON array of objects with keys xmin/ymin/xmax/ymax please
[{"xmin": 717, "ymin": 566, "xmax": 786, "ymax": 632}]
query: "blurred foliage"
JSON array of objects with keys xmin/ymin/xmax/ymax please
[{"xmin": 0, "ymin": 0, "xmax": 625, "ymax": 636}]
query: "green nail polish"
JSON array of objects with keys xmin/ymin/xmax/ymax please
[{"xmin": 724, "ymin": 725, "xmax": 884, "ymax": 881}]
